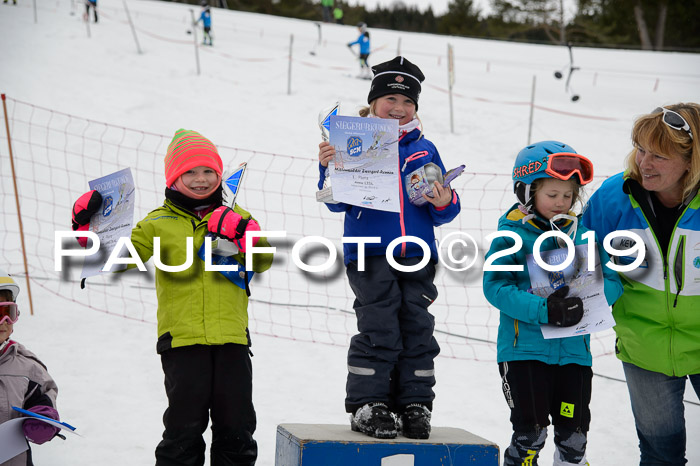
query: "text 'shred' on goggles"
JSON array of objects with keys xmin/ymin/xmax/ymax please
[
  {"xmin": 0, "ymin": 302, "xmax": 19, "ymax": 325},
  {"xmin": 545, "ymin": 152, "xmax": 594, "ymax": 185}
]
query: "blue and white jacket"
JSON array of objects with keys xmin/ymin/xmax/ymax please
[
  {"xmin": 199, "ymin": 9, "xmax": 211, "ymax": 28},
  {"xmin": 348, "ymin": 33, "xmax": 370, "ymax": 55},
  {"xmin": 483, "ymin": 205, "xmax": 623, "ymax": 366},
  {"xmin": 582, "ymin": 173, "xmax": 700, "ymax": 377},
  {"xmin": 318, "ymin": 126, "xmax": 461, "ymax": 265}
]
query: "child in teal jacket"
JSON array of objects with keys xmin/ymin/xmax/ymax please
[{"xmin": 483, "ymin": 141, "xmax": 622, "ymax": 466}]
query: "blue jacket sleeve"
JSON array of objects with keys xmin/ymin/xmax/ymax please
[
  {"xmin": 582, "ymin": 186, "xmax": 624, "ymax": 305},
  {"xmin": 597, "ymin": 235, "xmax": 624, "ymax": 306},
  {"xmin": 482, "ymin": 234, "xmax": 549, "ymax": 324},
  {"xmin": 581, "ymin": 188, "xmax": 614, "ymax": 238},
  {"xmin": 317, "ymin": 163, "xmax": 350, "ymax": 213}
]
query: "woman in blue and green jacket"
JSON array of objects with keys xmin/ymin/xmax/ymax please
[
  {"xmin": 582, "ymin": 103, "xmax": 700, "ymax": 466},
  {"xmin": 483, "ymin": 141, "xmax": 623, "ymax": 466}
]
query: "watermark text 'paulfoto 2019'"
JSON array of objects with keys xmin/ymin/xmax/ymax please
[{"xmin": 54, "ymin": 229, "xmax": 646, "ymax": 274}]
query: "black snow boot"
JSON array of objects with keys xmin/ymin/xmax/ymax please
[
  {"xmin": 399, "ymin": 403, "xmax": 431, "ymax": 439},
  {"xmin": 350, "ymin": 402, "xmax": 398, "ymax": 439}
]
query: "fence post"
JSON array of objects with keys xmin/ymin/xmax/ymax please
[
  {"xmin": 527, "ymin": 75, "xmax": 536, "ymax": 145},
  {"xmin": 447, "ymin": 44, "xmax": 455, "ymax": 134},
  {"xmin": 288, "ymin": 34, "xmax": 294, "ymax": 95},
  {"xmin": 1, "ymin": 94, "xmax": 35, "ymax": 316},
  {"xmin": 123, "ymin": 0, "xmax": 143, "ymax": 54},
  {"xmin": 189, "ymin": 9, "xmax": 201, "ymax": 75}
]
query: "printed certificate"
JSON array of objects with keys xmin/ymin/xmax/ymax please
[
  {"xmin": 328, "ymin": 115, "xmax": 400, "ymax": 212},
  {"xmin": 526, "ymin": 243, "xmax": 615, "ymax": 339},
  {"xmin": 80, "ymin": 167, "xmax": 135, "ymax": 278}
]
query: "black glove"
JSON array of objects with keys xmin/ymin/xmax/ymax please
[
  {"xmin": 71, "ymin": 190, "xmax": 103, "ymax": 247},
  {"xmin": 546, "ymin": 286, "xmax": 583, "ymax": 327},
  {"xmin": 72, "ymin": 190, "xmax": 103, "ymax": 230}
]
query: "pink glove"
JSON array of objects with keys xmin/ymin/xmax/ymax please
[
  {"xmin": 208, "ymin": 207, "xmax": 261, "ymax": 253},
  {"xmin": 22, "ymin": 405, "xmax": 60, "ymax": 444},
  {"xmin": 72, "ymin": 190, "xmax": 103, "ymax": 247}
]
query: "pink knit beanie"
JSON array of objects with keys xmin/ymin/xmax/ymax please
[{"xmin": 164, "ymin": 129, "xmax": 223, "ymax": 187}]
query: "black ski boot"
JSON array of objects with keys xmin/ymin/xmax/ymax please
[
  {"xmin": 350, "ymin": 402, "xmax": 398, "ymax": 439},
  {"xmin": 400, "ymin": 403, "xmax": 431, "ymax": 439}
]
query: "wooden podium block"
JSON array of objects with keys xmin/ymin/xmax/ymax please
[{"xmin": 275, "ymin": 423, "xmax": 499, "ymax": 466}]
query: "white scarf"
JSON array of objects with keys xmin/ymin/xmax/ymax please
[{"xmin": 399, "ymin": 119, "xmax": 421, "ymax": 136}]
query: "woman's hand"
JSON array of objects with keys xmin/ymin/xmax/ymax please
[
  {"xmin": 319, "ymin": 141, "xmax": 335, "ymax": 168},
  {"xmin": 423, "ymin": 181, "xmax": 452, "ymax": 208}
]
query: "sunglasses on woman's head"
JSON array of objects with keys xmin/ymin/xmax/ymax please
[
  {"xmin": 0, "ymin": 302, "xmax": 19, "ymax": 325},
  {"xmin": 654, "ymin": 107, "xmax": 693, "ymax": 141}
]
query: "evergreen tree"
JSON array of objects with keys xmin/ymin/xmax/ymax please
[{"xmin": 438, "ymin": 0, "xmax": 481, "ymax": 36}]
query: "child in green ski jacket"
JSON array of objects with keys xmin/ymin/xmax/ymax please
[{"xmin": 71, "ymin": 129, "xmax": 273, "ymax": 466}]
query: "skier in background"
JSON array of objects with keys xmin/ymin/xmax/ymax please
[
  {"xmin": 0, "ymin": 268, "xmax": 62, "ymax": 466},
  {"xmin": 321, "ymin": 0, "xmax": 333, "ymax": 23},
  {"xmin": 333, "ymin": 5, "xmax": 343, "ymax": 24},
  {"xmin": 348, "ymin": 22, "xmax": 371, "ymax": 79},
  {"xmin": 197, "ymin": 1, "xmax": 213, "ymax": 46}
]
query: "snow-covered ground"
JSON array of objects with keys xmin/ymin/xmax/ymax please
[{"xmin": 1, "ymin": 1, "xmax": 699, "ymax": 464}]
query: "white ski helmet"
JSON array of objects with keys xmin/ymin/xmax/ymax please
[{"xmin": 0, "ymin": 268, "xmax": 20, "ymax": 301}]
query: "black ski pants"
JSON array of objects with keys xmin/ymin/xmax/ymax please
[
  {"xmin": 155, "ymin": 343, "xmax": 257, "ymax": 466},
  {"xmin": 345, "ymin": 255, "xmax": 440, "ymax": 414},
  {"xmin": 499, "ymin": 360, "xmax": 592, "ymax": 465},
  {"xmin": 85, "ymin": 1, "xmax": 97, "ymax": 23}
]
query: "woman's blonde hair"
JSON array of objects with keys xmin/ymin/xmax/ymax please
[
  {"xmin": 625, "ymin": 102, "xmax": 700, "ymax": 202},
  {"xmin": 359, "ymin": 100, "xmax": 423, "ymax": 138}
]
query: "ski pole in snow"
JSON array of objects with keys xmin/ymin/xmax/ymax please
[
  {"xmin": 287, "ymin": 34, "xmax": 294, "ymax": 95},
  {"xmin": 1, "ymin": 94, "xmax": 35, "ymax": 316},
  {"xmin": 527, "ymin": 75, "xmax": 536, "ymax": 144},
  {"xmin": 447, "ymin": 43, "xmax": 455, "ymax": 134},
  {"xmin": 123, "ymin": 0, "xmax": 142, "ymax": 54},
  {"xmin": 83, "ymin": 0, "xmax": 92, "ymax": 38},
  {"xmin": 189, "ymin": 9, "xmax": 201, "ymax": 75},
  {"xmin": 309, "ymin": 22, "xmax": 321, "ymax": 56}
]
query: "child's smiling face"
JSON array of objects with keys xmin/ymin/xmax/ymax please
[
  {"xmin": 374, "ymin": 94, "xmax": 416, "ymax": 126},
  {"xmin": 180, "ymin": 166, "xmax": 219, "ymax": 197}
]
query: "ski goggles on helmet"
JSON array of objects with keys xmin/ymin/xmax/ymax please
[
  {"xmin": 544, "ymin": 152, "xmax": 594, "ymax": 185},
  {"xmin": 654, "ymin": 107, "xmax": 693, "ymax": 140},
  {"xmin": 0, "ymin": 302, "xmax": 19, "ymax": 325}
]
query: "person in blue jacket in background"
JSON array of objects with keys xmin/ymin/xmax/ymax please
[
  {"xmin": 483, "ymin": 141, "xmax": 623, "ymax": 466},
  {"xmin": 317, "ymin": 56, "xmax": 461, "ymax": 441},
  {"xmin": 197, "ymin": 1, "xmax": 213, "ymax": 46},
  {"xmin": 347, "ymin": 22, "xmax": 371, "ymax": 79}
]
